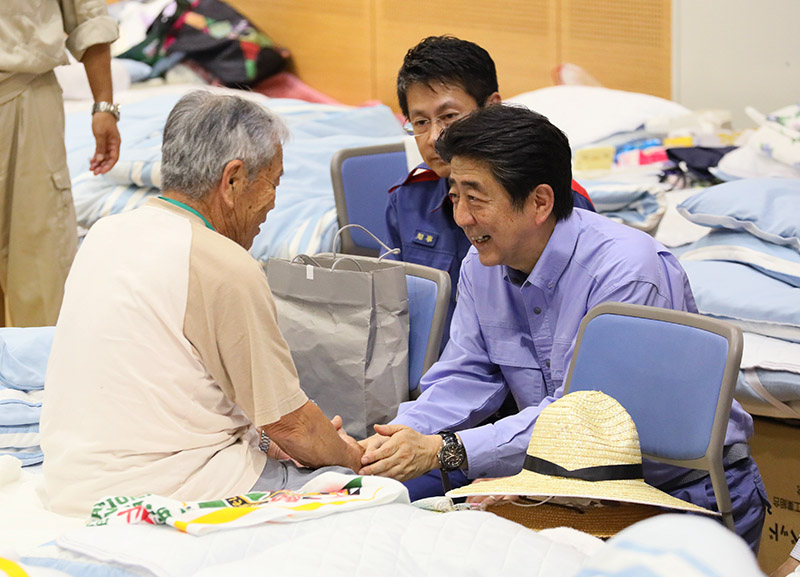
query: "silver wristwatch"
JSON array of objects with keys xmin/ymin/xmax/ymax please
[
  {"xmin": 91, "ymin": 101, "xmax": 121, "ymax": 121},
  {"xmin": 259, "ymin": 430, "xmax": 271, "ymax": 454}
]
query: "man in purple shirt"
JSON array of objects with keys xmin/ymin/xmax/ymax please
[{"xmin": 359, "ymin": 104, "xmax": 767, "ymax": 551}]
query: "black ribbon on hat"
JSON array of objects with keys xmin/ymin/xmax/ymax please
[{"xmin": 524, "ymin": 455, "xmax": 643, "ymax": 482}]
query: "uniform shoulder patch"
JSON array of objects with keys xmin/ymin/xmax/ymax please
[{"xmin": 412, "ymin": 230, "xmax": 438, "ymax": 247}]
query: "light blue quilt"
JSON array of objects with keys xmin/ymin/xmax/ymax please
[{"xmin": 64, "ymin": 91, "xmax": 406, "ymax": 261}]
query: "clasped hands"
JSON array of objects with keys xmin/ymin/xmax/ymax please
[
  {"xmin": 356, "ymin": 424, "xmax": 442, "ymax": 482},
  {"xmin": 267, "ymin": 418, "xmax": 443, "ymax": 482}
]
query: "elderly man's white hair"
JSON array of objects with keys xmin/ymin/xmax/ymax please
[{"xmin": 160, "ymin": 90, "xmax": 289, "ymax": 200}]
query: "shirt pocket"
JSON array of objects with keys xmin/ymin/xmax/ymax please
[{"xmin": 482, "ymin": 324, "xmax": 546, "ymax": 401}]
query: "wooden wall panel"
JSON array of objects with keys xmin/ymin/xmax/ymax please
[
  {"xmin": 373, "ymin": 0, "xmax": 558, "ymax": 112},
  {"xmin": 559, "ymin": 0, "xmax": 672, "ymax": 98},
  {"xmin": 228, "ymin": 0, "xmax": 672, "ymax": 107},
  {"xmin": 229, "ymin": 0, "xmax": 373, "ymax": 105}
]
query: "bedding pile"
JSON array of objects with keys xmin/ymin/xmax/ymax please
[
  {"xmin": 714, "ymin": 103, "xmax": 800, "ymax": 182},
  {"xmin": 0, "ymin": 328, "xmax": 55, "ymax": 468},
  {"xmin": 676, "ymin": 177, "xmax": 800, "ymax": 418},
  {"xmin": 507, "ymin": 85, "xmax": 698, "ymax": 234}
]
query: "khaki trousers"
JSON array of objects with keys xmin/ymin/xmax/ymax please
[{"xmin": 0, "ymin": 71, "xmax": 77, "ymax": 326}]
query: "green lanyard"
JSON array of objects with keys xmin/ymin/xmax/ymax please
[{"xmin": 158, "ymin": 196, "xmax": 215, "ymax": 231}]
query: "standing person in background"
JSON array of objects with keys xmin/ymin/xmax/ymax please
[
  {"xmin": 0, "ymin": 0, "xmax": 121, "ymax": 326},
  {"xmin": 384, "ymin": 35, "xmax": 594, "ymax": 347}
]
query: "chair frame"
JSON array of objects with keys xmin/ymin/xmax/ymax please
[
  {"xmin": 330, "ymin": 142, "xmax": 406, "ymax": 257},
  {"xmin": 314, "ymin": 253, "xmax": 450, "ymax": 395},
  {"xmin": 563, "ymin": 301, "xmax": 743, "ymax": 532}
]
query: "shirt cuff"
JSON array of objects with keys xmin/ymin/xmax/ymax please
[{"xmin": 457, "ymin": 425, "xmax": 495, "ymax": 479}]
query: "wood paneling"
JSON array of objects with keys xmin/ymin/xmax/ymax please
[
  {"xmin": 373, "ymin": 0, "xmax": 558, "ymax": 111},
  {"xmin": 228, "ymin": 0, "xmax": 672, "ymax": 108},
  {"xmin": 559, "ymin": 0, "xmax": 672, "ymax": 98}
]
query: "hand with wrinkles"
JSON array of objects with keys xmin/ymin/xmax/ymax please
[{"xmin": 358, "ymin": 424, "xmax": 441, "ymax": 482}]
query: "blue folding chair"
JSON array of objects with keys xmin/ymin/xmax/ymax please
[
  {"xmin": 330, "ymin": 142, "xmax": 407, "ymax": 256},
  {"xmin": 563, "ymin": 302, "xmax": 743, "ymax": 532}
]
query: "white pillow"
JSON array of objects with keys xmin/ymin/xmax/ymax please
[
  {"xmin": 717, "ymin": 144, "xmax": 800, "ymax": 181},
  {"xmin": 682, "ymin": 259, "xmax": 800, "ymax": 343},
  {"xmin": 55, "ymin": 58, "xmax": 131, "ymax": 100},
  {"xmin": 506, "ymin": 85, "xmax": 690, "ymax": 148},
  {"xmin": 677, "ymin": 178, "xmax": 800, "ymax": 251},
  {"xmin": 680, "ymin": 229, "xmax": 800, "ymax": 288}
]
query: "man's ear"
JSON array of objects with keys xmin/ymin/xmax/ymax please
[
  {"xmin": 529, "ymin": 184, "xmax": 554, "ymax": 225},
  {"xmin": 220, "ymin": 159, "xmax": 245, "ymax": 208},
  {"xmin": 484, "ymin": 91, "xmax": 502, "ymax": 106}
]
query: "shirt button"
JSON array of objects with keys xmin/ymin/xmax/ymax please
[
  {"xmin": 534, "ymin": 307, "xmax": 542, "ymax": 314},
  {"xmin": 547, "ymin": 281, "xmax": 554, "ymax": 289}
]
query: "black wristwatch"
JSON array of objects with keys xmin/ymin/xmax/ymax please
[
  {"xmin": 438, "ymin": 432, "xmax": 466, "ymax": 471},
  {"xmin": 438, "ymin": 432, "xmax": 466, "ymax": 493}
]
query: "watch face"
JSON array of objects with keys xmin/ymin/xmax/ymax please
[{"xmin": 440, "ymin": 436, "xmax": 465, "ymax": 470}]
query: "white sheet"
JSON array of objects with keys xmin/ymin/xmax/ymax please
[
  {"xmin": 0, "ymin": 465, "xmax": 84, "ymax": 557},
  {"xmin": 3, "ymin": 465, "xmax": 596, "ymax": 577},
  {"xmin": 50, "ymin": 505, "xmax": 590, "ymax": 577}
]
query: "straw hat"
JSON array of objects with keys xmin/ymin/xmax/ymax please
[{"xmin": 448, "ymin": 391, "xmax": 716, "ymax": 534}]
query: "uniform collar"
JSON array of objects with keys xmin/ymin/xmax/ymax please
[{"xmin": 388, "ymin": 163, "xmax": 441, "ymax": 194}]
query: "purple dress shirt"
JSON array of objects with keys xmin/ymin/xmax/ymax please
[{"xmin": 392, "ymin": 207, "xmax": 753, "ymax": 485}]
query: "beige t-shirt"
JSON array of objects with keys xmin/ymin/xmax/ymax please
[{"xmin": 41, "ymin": 198, "xmax": 307, "ymax": 517}]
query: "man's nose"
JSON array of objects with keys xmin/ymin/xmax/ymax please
[
  {"xmin": 453, "ymin": 197, "xmax": 475, "ymax": 228},
  {"xmin": 427, "ymin": 121, "xmax": 445, "ymax": 144}
]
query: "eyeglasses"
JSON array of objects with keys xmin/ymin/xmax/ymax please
[{"xmin": 403, "ymin": 112, "xmax": 467, "ymax": 137}]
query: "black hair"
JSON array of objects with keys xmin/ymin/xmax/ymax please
[
  {"xmin": 436, "ymin": 104, "xmax": 574, "ymax": 220},
  {"xmin": 396, "ymin": 35, "xmax": 498, "ymax": 118}
]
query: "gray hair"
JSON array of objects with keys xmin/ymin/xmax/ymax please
[{"xmin": 160, "ymin": 91, "xmax": 290, "ymax": 200}]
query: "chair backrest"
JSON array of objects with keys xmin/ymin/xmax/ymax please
[
  {"xmin": 563, "ymin": 302, "xmax": 743, "ymax": 531},
  {"xmin": 330, "ymin": 142, "xmax": 407, "ymax": 256},
  {"xmin": 402, "ymin": 261, "xmax": 451, "ymax": 393},
  {"xmin": 313, "ymin": 253, "xmax": 450, "ymax": 394}
]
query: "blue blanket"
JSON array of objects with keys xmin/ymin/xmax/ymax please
[{"xmin": 65, "ymin": 91, "xmax": 405, "ymax": 261}]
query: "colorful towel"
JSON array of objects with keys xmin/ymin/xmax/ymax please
[{"xmin": 87, "ymin": 472, "xmax": 409, "ymax": 536}]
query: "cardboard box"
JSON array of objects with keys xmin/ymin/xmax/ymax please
[{"xmin": 751, "ymin": 417, "xmax": 800, "ymax": 574}]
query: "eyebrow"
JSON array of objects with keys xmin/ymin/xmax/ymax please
[
  {"xmin": 450, "ymin": 178, "xmax": 482, "ymax": 191},
  {"xmin": 409, "ymin": 99, "xmax": 466, "ymax": 118}
]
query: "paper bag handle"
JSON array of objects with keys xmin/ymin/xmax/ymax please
[
  {"xmin": 333, "ymin": 224, "xmax": 400, "ymax": 262},
  {"xmin": 291, "ymin": 252, "xmax": 364, "ymax": 272}
]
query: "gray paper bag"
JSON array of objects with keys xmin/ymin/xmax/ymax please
[{"xmin": 265, "ymin": 254, "xmax": 409, "ymax": 440}]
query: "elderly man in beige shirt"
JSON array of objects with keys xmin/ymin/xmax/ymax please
[{"xmin": 41, "ymin": 91, "xmax": 364, "ymax": 516}]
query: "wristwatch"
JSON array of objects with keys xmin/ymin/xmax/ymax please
[
  {"xmin": 438, "ymin": 431, "xmax": 466, "ymax": 472},
  {"xmin": 258, "ymin": 429, "xmax": 271, "ymax": 454},
  {"xmin": 92, "ymin": 101, "xmax": 121, "ymax": 121}
]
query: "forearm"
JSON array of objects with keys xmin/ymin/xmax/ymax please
[
  {"xmin": 263, "ymin": 401, "xmax": 362, "ymax": 471},
  {"xmin": 80, "ymin": 43, "xmax": 113, "ymax": 103}
]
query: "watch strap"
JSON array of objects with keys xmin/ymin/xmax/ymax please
[
  {"xmin": 258, "ymin": 430, "xmax": 271, "ymax": 454},
  {"xmin": 92, "ymin": 101, "xmax": 120, "ymax": 120}
]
